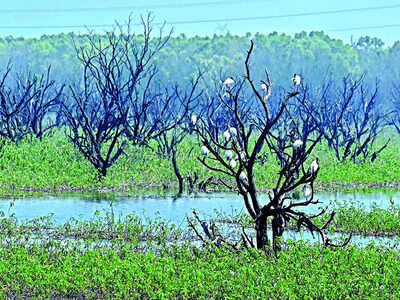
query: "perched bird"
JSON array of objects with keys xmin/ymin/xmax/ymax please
[
  {"xmin": 222, "ymin": 92, "xmax": 230, "ymax": 99},
  {"xmin": 239, "ymin": 151, "xmax": 246, "ymax": 161},
  {"xmin": 191, "ymin": 114, "xmax": 197, "ymax": 126},
  {"xmin": 303, "ymin": 186, "xmax": 312, "ymax": 198},
  {"xmin": 201, "ymin": 146, "xmax": 210, "ymax": 156},
  {"xmin": 308, "ymin": 158, "xmax": 319, "ymax": 174},
  {"xmin": 223, "ymin": 130, "xmax": 231, "ymax": 141},
  {"xmin": 260, "ymin": 80, "xmax": 268, "ymax": 91},
  {"xmin": 235, "ymin": 151, "xmax": 247, "ymax": 163},
  {"xmin": 292, "ymin": 139, "xmax": 303, "ymax": 149},
  {"xmin": 292, "ymin": 73, "xmax": 301, "ymax": 86},
  {"xmin": 223, "ymin": 76, "xmax": 235, "ymax": 85},
  {"xmin": 239, "ymin": 172, "xmax": 247, "ymax": 181},
  {"xmin": 229, "ymin": 159, "xmax": 237, "ymax": 169},
  {"xmin": 225, "ymin": 150, "xmax": 233, "ymax": 160},
  {"xmin": 229, "ymin": 127, "xmax": 237, "ymax": 137}
]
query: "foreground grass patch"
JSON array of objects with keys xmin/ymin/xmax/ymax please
[
  {"xmin": 0, "ymin": 242, "xmax": 399, "ymax": 299},
  {"xmin": 0, "ymin": 208, "xmax": 399, "ymax": 299}
]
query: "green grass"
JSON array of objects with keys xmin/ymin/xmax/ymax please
[
  {"xmin": 0, "ymin": 211, "xmax": 399, "ymax": 299},
  {"xmin": 0, "ymin": 131, "xmax": 399, "ymax": 196},
  {"xmin": 0, "ymin": 240, "xmax": 398, "ymax": 299},
  {"xmin": 0, "ymin": 131, "xmax": 399, "ymax": 298},
  {"xmin": 315, "ymin": 139, "xmax": 400, "ymax": 185}
]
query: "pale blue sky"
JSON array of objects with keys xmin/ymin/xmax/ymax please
[{"xmin": 1, "ymin": 0, "xmax": 400, "ymax": 46}]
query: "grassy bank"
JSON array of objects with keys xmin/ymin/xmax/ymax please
[
  {"xmin": 0, "ymin": 131, "xmax": 399, "ymax": 196},
  {"xmin": 0, "ymin": 210, "xmax": 399, "ymax": 299}
]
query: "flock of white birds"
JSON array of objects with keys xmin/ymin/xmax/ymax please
[{"xmin": 196, "ymin": 74, "xmax": 319, "ymax": 196}]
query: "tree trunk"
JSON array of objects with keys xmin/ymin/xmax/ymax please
[
  {"xmin": 97, "ymin": 168, "xmax": 106, "ymax": 181},
  {"xmin": 172, "ymin": 149, "xmax": 183, "ymax": 194},
  {"xmin": 272, "ymin": 214, "xmax": 284, "ymax": 251},
  {"xmin": 255, "ymin": 215, "xmax": 269, "ymax": 250}
]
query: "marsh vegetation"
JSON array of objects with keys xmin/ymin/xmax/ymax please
[{"xmin": 0, "ymin": 15, "xmax": 400, "ymax": 298}]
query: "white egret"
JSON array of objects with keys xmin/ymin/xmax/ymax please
[
  {"xmin": 260, "ymin": 81, "xmax": 268, "ymax": 91},
  {"xmin": 225, "ymin": 150, "xmax": 233, "ymax": 160},
  {"xmin": 235, "ymin": 151, "xmax": 246, "ymax": 161},
  {"xmin": 223, "ymin": 130, "xmax": 231, "ymax": 141},
  {"xmin": 191, "ymin": 114, "xmax": 197, "ymax": 126},
  {"xmin": 292, "ymin": 139, "xmax": 303, "ymax": 149},
  {"xmin": 303, "ymin": 186, "xmax": 312, "ymax": 198},
  {"xmin": 201, "ymin": 146, "xmax": 210, "ymax": 156},
  {"xmin": 223, "ymin": 76, "xmax": 235, "ymax": 85},
  {"xmin": 239, "ymin": 151, "xmax": 246, "ymax": 160},
  {"xmin": 239, "ymin": 172, "xmax": 247, "ymax": 181},
  {"xmin": 229, "ymin": 159, "xmax": 237, "ymax": 169},
  {"xmin": 222, "ymin": 92, "xmax": 230, "ymax": 99},
  {"xmin": 292, "ymin": 73, "xmax": 301, "ymax": 86},
  {"xmin": 229, "ymin": 127, "xmax": 237, "ymax": 137},
  {"xmin": 309, "ymin": 158, "xmax": 319, "ymax": 174}
]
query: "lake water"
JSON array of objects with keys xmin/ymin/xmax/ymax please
[{"xmin": 0, "ymin": 189, "xmax": 399, "ymax": 224}]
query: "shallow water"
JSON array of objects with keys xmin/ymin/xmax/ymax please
[{"xmin": 0, "ymin": 190, "xmax": 398, "ymax": 224}]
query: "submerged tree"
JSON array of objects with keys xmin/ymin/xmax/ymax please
[
  {"xmin": 63, "ymin": 15, "xmax": 170, "ymax": 177},
  {"xmin": 193, "ymin": 41, "xmax": 350, "ymax": 251}
]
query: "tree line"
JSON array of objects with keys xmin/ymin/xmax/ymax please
[{"xmin": 1, "ymin": 27, "xmax": 400, "ymax": 103}]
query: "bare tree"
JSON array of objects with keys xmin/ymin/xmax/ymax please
[
  {"xmin": 151, "ymin": 76, "xmax": 203, "ymax": 194},
  {"xmin": 24, "ymin": 67, "xmax": 65, "ymax": 140},
  {"xmin": 63, "ymin": 15, "xmax": 170, "ymax": 177},
  {"xmin": 0, "ymin": 62, "xmax": 64, "ymax": 143},
  {"xmin": 389, "ymin": 84, "xmax": 400, "ymax": 142},
  {"xmin": 300, "ymin": 76, "xmax": 389, "ymax": 163},
  {"xmin": 193, "ymin": 41, "xmax": 349, "ymax": 251}
]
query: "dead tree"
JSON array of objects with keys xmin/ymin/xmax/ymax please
[
  {"xmin": 193, "ymin": 41, "xmax": 350, "ymax": 252},
  {"xmin": 152, "ymin": 76, "xmax": 203, "ymax": 194},
  {"xmin": 0, "ymin": 63, "xmax": 64, "ymax": 143},
  {"xmin": 300, "ymin": 76, "xmax": 390, "ymax": 163},
  {"xmin": 63, "ymin": 15, "xmax": 170, "ymax": 177},
  {"xmin": 389, "ymin": 84, "xmax": 400, "ymax": 141},
  {"xmin": 24, "ymin": 67, "xmax": 65, "ymax": 140}
]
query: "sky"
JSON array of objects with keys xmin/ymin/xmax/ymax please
[{"xmin": 0, "ymin": 0, "xmax": 400, "ymax": 46}]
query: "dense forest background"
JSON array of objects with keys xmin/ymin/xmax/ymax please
[{"xmin": 0, "ymin": 31, "xmax": 398, "ymax": 107}]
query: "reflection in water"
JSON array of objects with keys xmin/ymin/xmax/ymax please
[{"xmin": 0, "ymin": 190, "xmax": 398, "ymax": 225}]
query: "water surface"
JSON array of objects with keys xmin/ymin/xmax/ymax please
[{"xmin": 0, "ymin": 190, "xmax": 398, "ymax": 224}]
